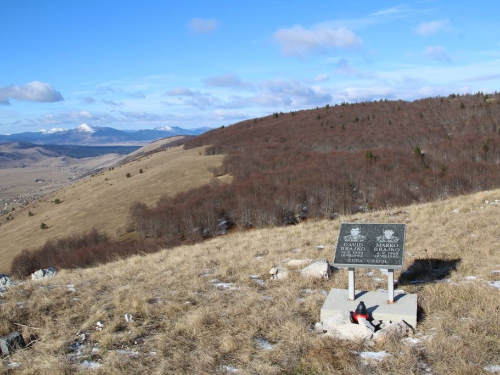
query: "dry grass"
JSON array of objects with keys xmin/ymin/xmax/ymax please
[
  {"xmin": 1, "ymin": 188, "xmax": 500, "ymax": 373},
  {"xmin": 0, "ymin": 146, "xmax": 228, "ymax": 273}
]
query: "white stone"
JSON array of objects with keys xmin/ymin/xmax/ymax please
[
  {"xmin": 300, "ymin": 260, "xmax": 331, "ymax": 279},
  {"xmin": 269, "ymin": 266, "xmax": 289, "ymax": 280},
  {"xmin": 287, "ymin": 259, "xmax": 312, "ymax": 268},
  {"xmin": 357, "ymin": 317, "xmax": 376, "ymax": 332},
  {"xmin": 373, "ymin": 321, "xmax": 413, "ymax": 343},
  {"xmin": 124, "ymin": 313, "xmax": 133, "ymax": 323},
  {"xmin": 324, "ymin": 322, "xmax": 373, "ymax": 341},
  {"xmin": 31, "ymin": 267, "xmax": 57, "ymax": 280}
]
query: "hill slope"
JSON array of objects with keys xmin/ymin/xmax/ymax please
[
  {"xmin": 0, "ymin": 145, "xmax": 227, "ymax": 273},
  {"xmin": 1, "ymin": 188, "xmax": 499, "ymax": 373}
]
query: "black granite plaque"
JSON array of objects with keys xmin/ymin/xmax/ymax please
[{"xmin": 333, "ymin": 223, "xmax": 406, "ymax": 269}]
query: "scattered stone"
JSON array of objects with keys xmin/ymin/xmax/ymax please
[
  {"xmin": 359, "ymin": 351, "xmax": 391, "ymax": 365},
  {"xmin": 124, "ymin": 313, "xmax": 133, "ymax": 323},
  {"xmin": 0, "ymin": 332, "xmax": 25, "ymax": 355},
  {"xmin": 66, "ymin": 284, "xmax": 76, "ymax": 292},
  {"xmin": 95, "ymin": 321, "xmax": 104, "ymax": 331},
  {"xmin": 269, "ymin": 266, "xmax": 289, "ymax": 280},
  {"xmin": 373, "ymin": 321, "xmax": 413, "ymax": 343},
  {"xmin": 357, "ymin": 317, "xmax": 376, "ymax": 332},
  {"xmin": 322, "ymin": 311, "xmax": 373, "ymax": 341},
  {"xmin": 287, "ymin": 259, "xmax": 312, "ymax": 268},
  {"xmin": 300, "ymin": 260, "xmax": 331, "ymax": 279},
  {"xmin": 0, "ymin": 274, "xmax": 15, "ymax": 296},
  {"xmin": 31, "ymin": 267, "xmax": 57, "ymax": 280}
]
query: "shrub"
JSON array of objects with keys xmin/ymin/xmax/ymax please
[
  {"xmin": 40, "ymin": 223, "xmax": 48, "ymax": 229},
  {"xmin": 126, "ymin": 173, "xmax": 131, "ymax": 178}
]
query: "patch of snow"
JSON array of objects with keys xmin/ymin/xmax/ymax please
[
  {"xmin": 115, "ymin": 349, "xmax": 139, "ymax": 357},
  {"xmin": 254, "ymin": 336, "xmax": 273, "ymax": 350},
  {"xmin": 452, "ymin": 208, "xmax": 459, "ymax": 214},
  {"xmin": 77, "ymin": 123, "xmax": 96, "ymax": 133},
  {"xmin": 211, "ymin": 279, "xmax": 239, "ymax": 290},
  {"xmin": 465, "ymin": 276, "xmax": 478, "ymax": 280},
  {"xmin": 379, "ymin": 269, "xmax": 389, "ymax": 275},
  {"xmin": 316, "ymin": 245, "xmax": 325, "ymax": 250},
  {"xmin": 255, "ymin": 256, "xmax": 264, "ymax": 260},
  {"xmin": 366, "ymin": 271, "xmax": 374, "ymax": 277},
  {"xmin": 221, "ymin": 365, "xmax": 240, "ymax": 373},
  {"xmin": 487, "ymin": 281, "xmax": 500, "ymax": 289},
  {"xmin": 485, "ymin": 365, "xmax": 500, "ymax": 373},
  {"xmin": 80, "ymin": 361, "xmax": 101, "ymax": 369},
  {"xmin": 250, "ymin": 275, "xmax": 266, "ymax": 286},
  {"xmin": 40, "ymin": 128, "xmax": 64, "ymax": 134},
  {"xmin": 6, "ymin": 362, "xmax": 21, "ymax": 369},
  {"xmin": 154, "ymin": 126, "xmax": 174, "ymax": 132},
  {"xmin": 491, "ymin": 270, "xmax": 500, "ymax": 274},
  {"xmin": 67, "ymin": 284, "xmax": 76, "ymax": 292}
]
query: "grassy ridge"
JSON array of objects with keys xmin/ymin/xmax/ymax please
[{"xmin": 1, "ymin": 188, "xmax": 499, "ymax": 373}]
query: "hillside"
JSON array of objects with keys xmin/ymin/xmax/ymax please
[
  {"xmin": 0, "ymin": 144, "xmax": 228, "ymax": 273},
  {"xmin": 1, "ymin": 188, "xmax": 499, "ymax": 373}
]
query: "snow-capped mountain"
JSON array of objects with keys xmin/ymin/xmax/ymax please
[
  {"xmin": 76, "ymin": 123, "xmax": 96, "ymax": 133},
  {"xmin": 0, "ymin": 124, "xmax": 212, "ymax": 145},
  {"xmin": 40, "ymin": 128, "xmax": 65, "ymax": 134}
]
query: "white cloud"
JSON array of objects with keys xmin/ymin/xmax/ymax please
[
  {"xmin": 167, "ymin": 87, "xmax": 196, "ymax": 96},
  {"xmin": 335, "ymin": 59, "xmax": 377, "ymax": 78},
  {"xmin": 315, "ymin": 74, "xmax": 330, "ymax": 82},
  {"xmin": 416, "ymin": 19, "xmax": 450, "ymax": 37},
  {"xmin": 187, "ymin": 18, "xmax": 219, "ymax": 34},
  {"xmin": 0, "ymin": 81, "xmax": 63, "ymax": 105},
  {"xmin": 205, "ymin": 73, "xmax": 247, "ymax": 88},
  {"xmin": 273, "ymin": 25, "xmax": 362, "ymax": 57},
  {"xmin": 424, "ymin": 46, "xmax": 451, "ymax": 63},
  {"xmin": 102, "ymin": 99, "xmax": 124, "ymax": 107}
]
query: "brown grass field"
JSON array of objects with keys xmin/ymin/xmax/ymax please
[
  {"xmin": 1, "ymin": 188, "xmax": 499, "ymax": 373},
  {"xmin": 0, "ymin": 146, "xmax": 227, "ymax": 273}
]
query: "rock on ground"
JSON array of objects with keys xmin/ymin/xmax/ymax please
[
  {"xmin": 373, "ymin": 321, "xmax": 414, "ymax": 343},
  {"xmin": 0, "ymin": 332, "xmax": 25, "ymax": 355},
  {"xmin": 322, "ymin": 311, "xmax": 374, "ymax": 341},
  {"xmin": 287, "ymin": 259, "xmax": 312, "ymax": 269},
  {"xmin": 300, "ymin": 260, "xmax": 331, "ymax": 279},
  {"xmin": 31, "ymin": 267, "xmax": 57, "ymax": 280},
  {"xmin": 269, "ymin": 266, "xmax": 289, "ymax": 280}
]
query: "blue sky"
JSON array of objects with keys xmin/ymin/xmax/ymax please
[{"xmin": 1, "ymin": 0, "xmax": 500, "ymax": 134}]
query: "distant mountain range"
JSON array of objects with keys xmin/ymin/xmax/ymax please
[{"xmin": 0, "ymin": 124, "xmax": 212, "ymax": 145}]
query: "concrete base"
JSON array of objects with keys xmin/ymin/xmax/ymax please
[{"xmin": 321, "ymin": 289, "xmax": 418, "ymax": 328}]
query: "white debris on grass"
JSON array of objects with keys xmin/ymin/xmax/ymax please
[
  {"xmin": 124, "ymin": 313, "xmax": 133, "ymax": 323},
  {"xmin": 316, "ymin": 245, "xmax": 325, "ymax": 250},
  {"xmin": 255, "ymin": 256, "xmax": 264, "ymax": 260},
  {"xmin": 485, "ymin": 365, "xmax": 500, "ymax": 373},
  {"xmin": 379, "ymin": 269, "xmax": 389, "ymax": 275},
  {"xmin": 491, "ymin": 270, "xmax": 500, "ymax": 274},
  {"xmin": 95, "ymin": 321, "xmax": 104, "ymax": 331},
  {"xmin": 254, "ymin": 336, "xmax": 273, "ymax": 350},
  {"xmin": 6, "ymin": 362, "xmax": 21, "ymax": 369},
  {"xmin": 452, "ymin": 208, "xmax": 459, "ymax": 214}
]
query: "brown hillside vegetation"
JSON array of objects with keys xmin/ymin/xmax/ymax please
[
  {"xmin": 1, "ymin": 189, "xmax": 500, "ymax": 373},
  {"xmin": 130, "ymin": 93, "xmax": 500, "ymax": 245},
  {"xmin": 0, "ymin": 145, "xmax": 227, "ymax": 273}
]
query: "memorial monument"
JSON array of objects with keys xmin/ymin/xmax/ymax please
[{"xmin": 321, "ymin": 223, "xmax": 418, "ymax": 327}]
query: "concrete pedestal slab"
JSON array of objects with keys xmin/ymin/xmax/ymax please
[{"xmin": 321, "ymin": 289, "xmax": 418, "ymax": 328}]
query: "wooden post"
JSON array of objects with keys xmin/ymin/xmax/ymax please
[{"xmin": 348, "ymin": 268, "xmax": 355, "ymax": 300}]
